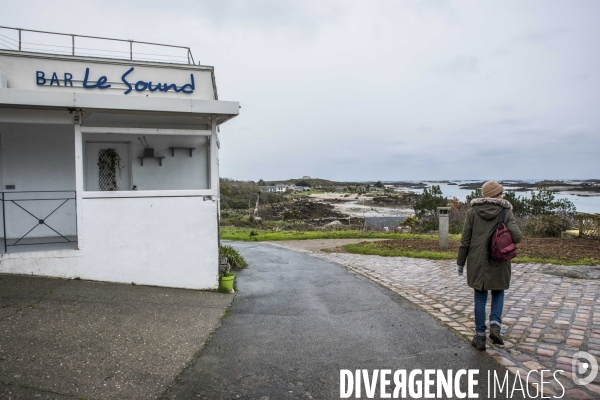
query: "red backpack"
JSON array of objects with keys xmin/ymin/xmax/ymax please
[{"xmin": 490, "ymin": 209, "xmax": 517, "ymax": 262}]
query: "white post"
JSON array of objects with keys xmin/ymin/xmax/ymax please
[
  {"xmin": 438, "ymin": 207, "xmax": 450, "ymax": 250},
  {"xmin": 210, "ymin": 115, "xmax": 219, "ymax": 198},
  {"xmin": 74, "ymin": 115, "xmax": 85, "ymax": 250}
]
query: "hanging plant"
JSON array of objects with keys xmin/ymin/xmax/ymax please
[{"xmin": 98, "ymin": 148, "xmax": 124, "ymax": 191}]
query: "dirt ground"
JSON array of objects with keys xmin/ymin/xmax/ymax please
[
  {"xmin": 345, "ymin": 237, "xmax": 600, "ymax": 263},
  {"xmin": 259, "ymin": 197, "xmax": 348, "ymax": 221}
]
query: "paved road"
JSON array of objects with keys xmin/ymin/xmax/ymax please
[{"xmin": 166, "ymin": 242, "xmax": 524, "ymax": 399}]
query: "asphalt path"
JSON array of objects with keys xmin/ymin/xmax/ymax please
[{"xmin": 165, "ymin": 242, "xmax": 527, "ymax": 399}]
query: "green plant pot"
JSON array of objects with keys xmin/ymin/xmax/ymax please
[{"xmin": 219, "ymin": 274, "xmax": 235, "ymax": 293}]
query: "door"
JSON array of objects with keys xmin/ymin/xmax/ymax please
[{"xmin": 85, "ymin": 142, "xmax": 131, "ymax": 191}]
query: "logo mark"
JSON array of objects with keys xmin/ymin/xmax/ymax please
[{"xmin": 572, "ymin": 351, "xmax": 598, "ymax": 386}]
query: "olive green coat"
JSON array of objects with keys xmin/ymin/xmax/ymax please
[{"xmin": 457, "ymin": 198, "xmax": 522, "ymax": 291}]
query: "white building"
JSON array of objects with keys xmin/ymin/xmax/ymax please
[
  {"xmin": 259, "ymin": 183, "xmax": 311, "ymax": 193},
  {"xmin": 0, "ymin": 29, "xmax": 238, "ymax": 289}
]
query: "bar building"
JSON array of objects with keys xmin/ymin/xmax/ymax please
[{"xmin": 0, "ymin": 28, "xmax": 239, "ymax": 289}]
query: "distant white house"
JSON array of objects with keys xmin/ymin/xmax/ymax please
[
  {"xmin": 259, "ymin": 183, "xmax": 310, "ymax": 193},
  {"xmin": 0, "ymin": 28, "xmax": 239, "ymax": 290},
  {"xmin": 258, "ymin": 184, "xmax": 287, "ymax": 193}
]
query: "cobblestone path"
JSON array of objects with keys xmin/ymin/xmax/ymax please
[{"xmin": 271, "ymin": 243, "xmax": 600, "ymax": 399}]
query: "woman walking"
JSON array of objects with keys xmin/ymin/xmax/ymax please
[{"xmin": 457, "ymin": 181, "xmax": 522, "ymax": 351}]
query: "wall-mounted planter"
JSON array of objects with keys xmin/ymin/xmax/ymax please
[{"xmin": 144, "ymin": 148, "xmax": 155, "ymax": 157}]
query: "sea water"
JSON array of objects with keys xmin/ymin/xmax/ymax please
[{"xmin": 396, "ymin": 182, "xmax": 599, "ymax": 214}]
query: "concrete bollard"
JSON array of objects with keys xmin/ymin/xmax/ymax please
[{"xmin": 437, "ymin": 207, "xmax": 451, "ymax": 250}]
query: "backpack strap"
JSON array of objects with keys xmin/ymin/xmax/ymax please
[
  {"xmin": 489, "ymin": 208, "xmax": 507, "ymax": 264},
  {"xmin": 498, "ymin": 208, "xmax": 506, "ymax": 227}
]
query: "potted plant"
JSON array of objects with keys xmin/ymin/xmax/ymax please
[
  {"xmin": 218, "ymin": 257, "xmax": 235, "ymax": 293},
  {"xmin": 217, "ymin": 245, "xmax": 248, "ymax": 293},
  {"xmin": 138, "ymin": 136, "xmax": 154, "ymax": 157}
]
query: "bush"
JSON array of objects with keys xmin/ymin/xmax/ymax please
[
  {"xmin": 219, "ymin": 245, "xmax": 248, "ymax": 269},
  {"xmin": 523, "ymin": 215, "xmax": 570, "ymax": 238},
  {"xmin": 448, "ymin": 197, "xmax": 467, "ymax": 234},
  {"xmin": 413, "ymin": 185, "xmax": 448, "ymax": 230},
  {"xmin": 282, "ymin": 208, "xmax": 300, "ymax": 220},
  {"xmin": 400, "ymin": 216, "xmax": 419, "ymax": 230},
  {"xmin": 465, "ymin": 189, "xmax": 483, "ymax": 204},
  {"xmin": 503, "ymin": 191, "xmax": 530, "ymax": 216},
  {"xmin": 504, "ymin": 188, "xmax": 576, "ymax": 217}
]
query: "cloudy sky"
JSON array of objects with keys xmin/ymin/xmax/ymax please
[{"xmin": 1, "ymin": 1, "xmax": 599, "ymax": 181}]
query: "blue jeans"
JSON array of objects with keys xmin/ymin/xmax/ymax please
[{"xmin": 474, "ymin": 289, "xmax": 504, "ymax": 335}]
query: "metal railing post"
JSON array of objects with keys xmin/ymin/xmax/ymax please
[
  {"xmin": 18, "ymin": 29, "xmax": 21, "ymax": 51},
  {"xmin": 74, "ymin": 193, "xmax": 78, "ymax": 247},
  {"xmin": 72, "ymin": 35, "xmax": 75, "ymax": 55},
  {"xmin": 130, "ymin": 41, "xmax": 133, "ymax": 60},
  {"xmin": 2, "ymin": 192, "xmax": 7, "ymax": 253}
]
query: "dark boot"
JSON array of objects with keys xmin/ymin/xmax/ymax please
[
  {"xmin": 471, "ymin": 335, "xmax": 486, "ymax": 351},
  {"xmin": 489, "ymin": 324, "xmax": 504, "ymax": 345}
]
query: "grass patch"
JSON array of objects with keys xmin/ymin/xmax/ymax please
[
  {"xmin": 220, "ymin": 227, "xmax": 458, "ymax": 242},
  {"xmin": 344, "ymin": 243, "xmax": 456, "ymax": 260},
  {"xmin": 222, "ymin": 307, "xmax": 231, "ymax": 319},
  {"xmin": 510, "ymin": 256, "xmax": 600, "ymax": 266},
  {"xmin": 343, "ymin": 240, "xmax": 600, "ymax": 266}
]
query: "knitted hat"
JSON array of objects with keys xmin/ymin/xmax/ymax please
[{"xmin": 482, "ymin": 181, "xmax": 504, "ymax": 198}]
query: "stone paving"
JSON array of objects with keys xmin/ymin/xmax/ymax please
[{"xmin": 270, "ymin": 242, "xmax": 600, "ymax": 399}]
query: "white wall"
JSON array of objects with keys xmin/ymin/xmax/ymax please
[
  {"xmin": 0, "ymin": 122, "xmax": 76, "ymax": 238},
  {"xmin": 80, "ymin": 196, "xmax": 218, "ymax": 288},
  {"xmin": 0, "ymin": 196, "xmax": 219, "ymax": 290},
  {"xmin": 83, "ymin": 133, "xmax": 210, "ymax": 191}
]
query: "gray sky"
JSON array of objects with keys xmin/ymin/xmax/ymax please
[{"xmin": 2, "ymin": 0, "xmax": 599, "ymax": 181}]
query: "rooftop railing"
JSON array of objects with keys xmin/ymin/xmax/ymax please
[{"xmin": 0, "ymin": 26, "xmax": 196, "ymax": 65}]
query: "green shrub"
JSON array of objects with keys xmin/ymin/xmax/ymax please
[
  {"xmin": 465, "ymin": 189, "xmax": 483, "ymax": 204},
  {"xmin": 504, "ymin": 188, "xmax": 576, "ymax": 217},
  {"xmin": 413, "ymin": 185, "xmax": 448, "ymax": 220},
  {"xmin": 413, "ymin": 185, "xmax": 448, "ymax": 231},
  {"xmin": 523, "ymin": 215, "xmax": 570, "ymax": 238},
  {"xmin": 449, "ymin": 221, "xmax": 464, "ymax": 235},
  {"xmin": 400, "ymin": 216, "xmax": 418, "ymax": 229},
  {"xmin": 219, "ymin": 245, "xmax": 248, "ymax": 269},
  {"xmin": 282, "ymin": 208, "xmax": 300, "ymax": 220}
]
